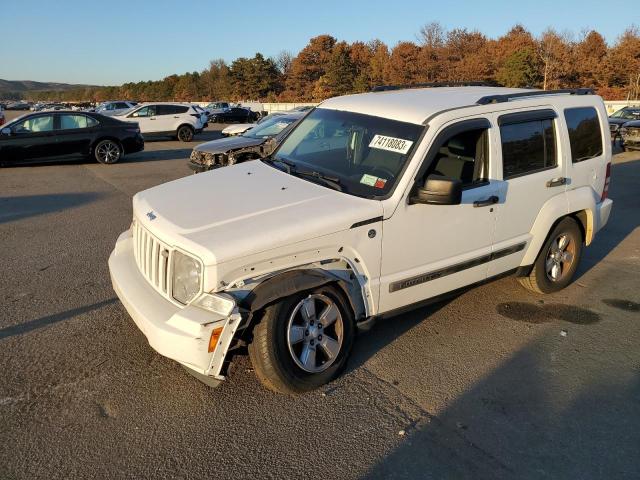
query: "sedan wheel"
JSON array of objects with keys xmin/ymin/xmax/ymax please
[{"xmin": 94, "ymin": 140, "xmax": 121, "ymax": 164}]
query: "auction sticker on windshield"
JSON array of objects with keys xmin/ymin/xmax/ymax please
[{"xmin": 369, "ymin": 135, "xmax": 413, "ymax": 154}]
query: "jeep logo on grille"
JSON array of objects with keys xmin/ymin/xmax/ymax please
[{"xmin": 146, "ymin": 211, "xmax": 157, "ymax": 221}]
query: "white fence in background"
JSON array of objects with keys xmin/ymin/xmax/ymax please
[{"xmin": 604, "ymin": 100, "xmax": 640, "ymax": 114}]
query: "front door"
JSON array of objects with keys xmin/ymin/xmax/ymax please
[
  {"xmin": 378, "ymin": 117, "xmax": 501, "ymax": 313},
  {"xmin": 3, "ymin": 114, "xmax": 58, "ymax": 162},
  {"xmin": 128, "ymin": 105, "xmax": 159, "ymax": 134},
  {"xmin": 488, "ymin": 108, "xmax": 567, "ymax": 277}
]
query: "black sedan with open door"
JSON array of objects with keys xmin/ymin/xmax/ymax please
[{"xmin": 0, "ymin": 111, "xmax": 144, "ymax": 165}]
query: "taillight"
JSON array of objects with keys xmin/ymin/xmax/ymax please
[
  {"xmin": 190, "ymin": 114, "xmax": 201, "ymax": 118},
  {"xmin": 601, "ymin": 162, "xmax": 611, "ymax": 201}
]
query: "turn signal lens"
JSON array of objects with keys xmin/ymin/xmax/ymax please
[{"xmin": 208, "ymin": 327, "xmax": 224, "ymax": 353}]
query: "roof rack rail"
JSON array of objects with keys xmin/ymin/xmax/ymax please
[
  {"xmin": 372, "ymin": 81, "xmax": 498, "ymax": 92},
  {"xmin": 476, "ymin": 88, "xmax": 594, "ymax": 105}
]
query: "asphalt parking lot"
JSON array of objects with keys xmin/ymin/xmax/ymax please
[{"xmin": 1, "ymin": 110, "xmax": 639, "ymax": 479}]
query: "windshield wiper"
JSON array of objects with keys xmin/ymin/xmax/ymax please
[
  {"xmin": 289, "ymin": 169, "xmax": 343, "ymax": 192},
  {"xmin": 262, "ymin": 156, "xmax": 342, "ymax": 192},
  {"xmin": 262, "ymin": 156, "xmax": 293, "ymax": 173}
]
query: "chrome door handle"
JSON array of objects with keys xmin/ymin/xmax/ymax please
[
  {"xmin": 546, "ymin": 177, "xmax": 567, "ymax": 187},
  {"xmin": 473, "ymin": 195, "xmax": 499, "ymax": 207}
]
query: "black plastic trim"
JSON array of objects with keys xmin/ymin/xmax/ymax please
[
  {"xmin": 498, "ymin": 109, "xmax": 557, "ymax": 126},
  {"xmin": 350, "ymin": 216, "xmax": 383, "ymax": 229},
  {"xmin": 477, "ymin": 88, "xmax": 594, "ymax": 105},
  {"xmin": 389, "ymin": 242, "xmax": 526, "ymax": 292},
  {"xmin": 372, "ymin": 81, "xmax": 498, "ymax": 92}
]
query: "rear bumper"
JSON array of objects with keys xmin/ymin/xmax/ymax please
[
  {"xmin": 594, "ymin": 198, "xmax": 613, "ymax": 234},
  {"xmin": 108, "ymin": 230, "xmax": 240, "ymax": 380},
  {"xmin": 123, "ymin": 134, "xmax": 144, "ymax": 154}
]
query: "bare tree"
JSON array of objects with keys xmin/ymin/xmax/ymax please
[
  {"xmin": 418, "ymin": 21, "xmax": 445, "ymax": 48},
  {"xmin": 274, "ymin": 50, "xmax": 294, "ymax": 75}
]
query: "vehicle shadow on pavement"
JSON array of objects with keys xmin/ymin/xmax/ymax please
[
  {"xmin": 575, "ymin": 158, "xmax": 640, "ymax": 281},
  {"xmin": 363, "ymin": 336, "xmax": 640, "ymax": 479},
  {"xmin": 0, "ymin": 298, "xmax": 117, "ymax": 340},
  {"xmin": 123, "ymin": 149, "xmax": 194, "ymax": 163},
  {"xmin": 347, "ymin": 300, "xmax": 450, "ymax": 375},
  {"xmin": 0, "ymin": 192, "xmax": 103, "ymax": 224}
]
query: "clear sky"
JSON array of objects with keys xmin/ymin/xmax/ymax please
[{"xmin": 1, "ymin": 0, "xmax": 636, "ymax": 86}]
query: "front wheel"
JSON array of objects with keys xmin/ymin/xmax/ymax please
[
  {"xmin": 94, "ymin": 139, "xmax": 122, "ymax": 164},
  {"xmin": 248, "ymin": 285, "xmax": 355, "ymax": 394},
  {"xmin": 518, "ymin": 217, "xmax": 583, "ymax": 294},
  {"xmin": 177, "ymin": 125, "xmax": 194, "ymax": 142}
]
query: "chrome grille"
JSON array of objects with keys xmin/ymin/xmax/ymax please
[{"xmin": 132, "ymin": 220, "xmax": 172, "ymax": 299}]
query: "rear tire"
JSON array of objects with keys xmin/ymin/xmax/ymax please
[
  {"xmin": 248, "ymin": 285, "xmax": 355, "ymax": 395},
  {"xmin": 177, "ymin": 125, "xmax": 194, "ymax": 142},
  {"xmin": 94, "ymin": 139, "xmax": 122, "ymax": 164},
  {"xmin": 518, "ymin": 217, "xmax": 583, "ymax": 294}
]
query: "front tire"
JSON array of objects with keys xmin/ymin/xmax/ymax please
[
  {"xmin": 177, "ymin": 125, "xmax": 194, "ymax": 142},
  {"xmin": 248, "ymin": 285, "xmax": 355, "ymax": 395},
  {"xmin": 518, "ymin": 217, "xmax": 583, "ymax": 294},
  {"xmin": 94, "ymin": 139, "xmax": 122, "ymax": 164}
]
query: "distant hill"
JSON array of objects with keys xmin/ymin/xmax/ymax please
[{"xmin": 0, "ymin": 79, "xmax": 98, "ymax": 99}]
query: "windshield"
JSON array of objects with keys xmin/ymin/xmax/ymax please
[
  {"xmin": 269, "ymin": 108, "xmax": 423, "ymax": 198},
  {"xmin": 243, "ymin": 116, "xmax": 297, "ymax": 139}
]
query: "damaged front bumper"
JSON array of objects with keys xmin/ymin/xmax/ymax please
[{"xmin": 108, "ymin": 230, "xmax": 241, "ymax": 384}]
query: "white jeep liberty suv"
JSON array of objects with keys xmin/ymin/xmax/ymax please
[{"xmin": 109, "ymin": 85, "xmax": 613, "ymax": 394}]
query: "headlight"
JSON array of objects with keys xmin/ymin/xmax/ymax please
[
  {"xmin": 620, "ymin": 127, "xmax": 628, "ymax": 135},
  {"xmin": 172, "ymin": 251, "xmax": 202, "ymax": 304}
]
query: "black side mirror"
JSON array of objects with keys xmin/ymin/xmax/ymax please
[
  {"xmin": 410, "ymin": 174, "xmax": 462, "ymax": 205},
  {"xmin": 1, "ymin": 127, "xmax": 11, "ymax": 136}
]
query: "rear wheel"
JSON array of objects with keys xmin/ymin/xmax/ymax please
[
  {"xmin": 518, "ymin": 217, "xmax": 583, "ymax": 294},
  {"xmin": 94, "ymin": 139, "xmax": 122, "ymax": 164},
  {"xmin": 248, "ymin": 285, "xmax": 355, "ymax": 394},
  {"xmin": 177, "ymin": 125, "xmax": 194, "ymax": 142}
]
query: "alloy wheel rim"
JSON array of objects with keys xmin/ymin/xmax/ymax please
[
  {"xmin": 545, "ymin": 234, "xmax": 575, "ymax": 282},
  {"xmin": 97, "ymin": 142, "xmax": 119, "ymax": 163},
  {"xmin": 286, "ymin": 294, "xmax": 344, "ymax": 373},
  {"xmin": 179, "ymin": 128, "xmax": 191, "ymax": 141}
]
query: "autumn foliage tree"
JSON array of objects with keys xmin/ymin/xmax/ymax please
[{"xmin": 23, "ymin": 24, "xmax": 640, "ymax": 103}]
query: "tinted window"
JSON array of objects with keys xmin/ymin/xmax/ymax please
[
  {"xmin": 500, "ymin": 120, "xmax": 556, "ymax": 179},
  {"xmin": 115, "ymin": 102, "xmax": 130, "ymax": 109},
  {"xmin": 174, "ymin": 105, "xmax": 188, "ymax": 114},
  {"xmin": 428, "ymin": 128, "xmax": 489, "ymax": 187},
  {"xmin": 13, "ymin": 115, "xmax": 55, "ymax": 133},
  {"xmin": 564, "ymin": 107, "xmax": 603, "ymax": 162},
  {"xmin": 60, "ymin": 114, "xmax": 97, "ymax": 129}
]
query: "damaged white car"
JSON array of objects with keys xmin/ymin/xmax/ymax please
[{"xmin": 109, "ymin": 85, "xmax": 613, "ymax": 394}]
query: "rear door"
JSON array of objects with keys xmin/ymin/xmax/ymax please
[
  {"xmin": 488, "ymin": 108, "xmax": 567, "ymax": 276},
  {"xmin": 55, "ymin": 114, "xmax": 99, "ymax": 157}
]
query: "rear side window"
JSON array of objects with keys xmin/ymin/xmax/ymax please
[
  {"xmin": 500, "ymin": 120, "xmax": 557, "ymax": 179},
  {"xmin": 564, "ymin": 107, "xmax": 603, "ymax": 162},
  {"xmin": 60, "ymin": 114, "xmax": 98, "ymax": 129}
]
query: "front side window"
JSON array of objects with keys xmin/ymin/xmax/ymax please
[
  {"xmin": 130, "ymin": 106, "xmax": 156, "ymax": 118},
  {"xmin": 13, "ymin": 115, "xmax": 55, "ymax": 133},
  {"xmin": 60, "ymin": 114, "xmax": 98, "ymax": 130},
  {"xmin": 271, "ymin": 108, "xmax": 423, "ymax": 197},
  {"xmin": 564, "ymin": 107, "xmax": 603, "ymax": 162},
  {"xmin": 500, "ymin": 119, "xmax": 557, "ymax": 179},
  {"xmin": 426, "ymin": 128, "xmax": 489, "ymax": 187}
]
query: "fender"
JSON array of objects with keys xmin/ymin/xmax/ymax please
[
  {"xmin": 566, "ymin": 185, "xmax": 600, "ymax": 245},
  {"xmin": 521, "ymin": 193, "xmax": 569, "ymax": 266},
  {"xmin": 238, "ymin": 268, "xmax": 366, "ymax": 321}
]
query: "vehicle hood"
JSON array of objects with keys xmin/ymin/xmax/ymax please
[
  {"xmin": 133, "ymin": 161, "xmax": 382, "ymax": 266},
  {"xmin": 194, "ymin": 135, "xmax": 264, "ymax": 154},
  {"xmin": 222, "ymin": 123, "xmax": 255, "ymax": 134},
  {"xmin": 609, "ymin": 117, "xmax": 631, "ymax": 126},
  {"xmin": 621, "ymin": 120, "xmax": 640, "ymax": 128}
]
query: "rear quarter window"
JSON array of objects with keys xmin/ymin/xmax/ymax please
[{"xmin": 564, "ymin": 107, "xmax": 603, "ymax": 162}]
